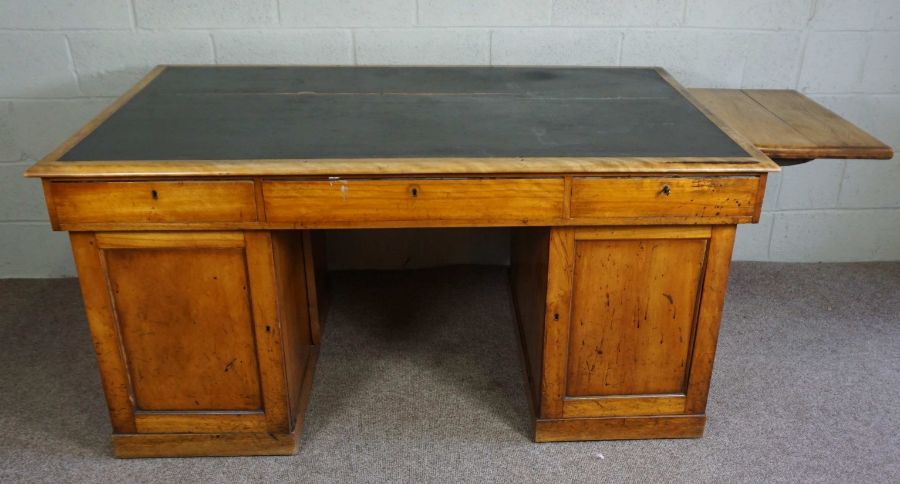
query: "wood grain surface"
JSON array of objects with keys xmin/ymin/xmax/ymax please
[
  {"xmin": 51, "ymin": 180, "xmax": 258, "ymax": 225},
  {"xmin": 535, "ymin": 414, "xmax": 705, "ymax": 442},
  {"xmin": 263, "ymin": 178, "xmax": 566, "ymax": 226},
  {"xmin": 112, "ymin": 429, "xmax": 300, "ymax": 458},
  {"xmin": 565, "ymin": 237, "xmax": 707, "ymax": 397},
  {"xmin": 570, "ymin": 176, "xmax": 760, "ymax": 220},
  {"xmin": 105, "ymin": 246, "xmax": 262, "ymax": 411},
  {"xmin": 691, "ymin": 88, "xmax": 893, "ymax": 162},
  {"xmin": 510, "ymin": 227, "xmax": 551, "ymax": 412}
]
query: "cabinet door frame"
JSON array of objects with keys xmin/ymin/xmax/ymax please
[
  {"xmin": 539, "ymin": 225, "xmax": 736, "ymax": 419},
  {"xmin": 69, "ymin": 231, "xmax": 294, "ymax": 434}
]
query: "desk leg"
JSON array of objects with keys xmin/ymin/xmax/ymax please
[
  {"xmin": 512, "ymin": 225, "xmax": 736, "ymax": 441},
  {"xmin": 70, "ymin": 231, "xmax": 320, "ymax": 457}
]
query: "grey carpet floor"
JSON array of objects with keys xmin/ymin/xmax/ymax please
[{"xmin": 0, "ymin": 262, "xmax": 898, "ymax": 483}]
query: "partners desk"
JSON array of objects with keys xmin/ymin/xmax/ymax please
[{"xmin": 25, "ymin": 66, "xmax": 891, "ymax": 458}]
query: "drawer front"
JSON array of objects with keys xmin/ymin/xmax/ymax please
[
  {"xmin": 570, "ymin": 177, "xmax": 760, "ymax": 221},
  {"xmin": 263, "ymin": 178, "xmax": 565, "ymax": 226},
  {"xmin": 52, "ymin": 181, "xmax": 258, "ymax": 226}
]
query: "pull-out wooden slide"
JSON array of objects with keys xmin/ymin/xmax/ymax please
[{"xmin": 691, "ymin": 89, "xmax": 893, "ymax": 165}]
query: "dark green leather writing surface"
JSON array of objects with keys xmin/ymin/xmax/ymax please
[{"xmin": 60, "ymin": 66, "xmax": 750, "ymax": 162}]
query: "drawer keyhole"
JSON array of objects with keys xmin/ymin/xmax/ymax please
[
  {"xmin": 151, "ymin": 189, "xmax": 158, "ymax": 200},
  {"xmin": 660, "ymin": 184, "xmax": 671, "ymax": 196},
  {"xmin": 410, "ymin": 187, "xmax": 419, "ymax": 198}
]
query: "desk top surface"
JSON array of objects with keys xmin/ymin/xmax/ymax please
[{"xmin": 28, "ymin": 66, "xmax": 776, "ymax": 178}]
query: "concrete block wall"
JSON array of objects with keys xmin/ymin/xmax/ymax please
[{"xmin": 1, "ymin": 0, "xmax": 898, "ymax": 276}]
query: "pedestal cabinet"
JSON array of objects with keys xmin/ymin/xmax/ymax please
[
  {"xmin": 513, "ymin": 225, "xmax": 735, "ymax": 440},
  {"xmin": 69, "ymin": 231, "xmax": 321, "ymax": 457}
]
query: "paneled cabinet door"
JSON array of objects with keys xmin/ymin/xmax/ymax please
[
  {"xmin": 540, "ymin": 226, "xmax": 736, "ymax": 419},
  {"xmin": 69, "ymin": 231, "xmax": 314, "ymax": 437}
]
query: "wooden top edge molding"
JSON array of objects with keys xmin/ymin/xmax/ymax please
[
  {"xmin": 25, "ymin": 157, "xmax": 779, "ymax": 179},
  {"xmin": 690, "ymin": 88, "xmax": 893, "ymax": 163}
]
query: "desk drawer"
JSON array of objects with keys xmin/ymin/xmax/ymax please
[
  {"xmin": 263, "ymin": 179, "xmax": 565, "ymax": 226},
  {"xmin": 570, "ymin": 177, "xmax": 760, "ymax": 221},
  {"xmin": 51, "ymin": 181, "xmax": 258, "ymax": 226}
]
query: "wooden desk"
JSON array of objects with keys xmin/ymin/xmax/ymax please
[{"xmin": 27, "ymin": 66, "xmax": 784, "ymax": 457}]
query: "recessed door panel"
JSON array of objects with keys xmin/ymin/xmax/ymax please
[
  {"xmin": 566, "ymin": 237, "xmax": 707, "ymax": 397},
  {"xmin": 105, "ymin": 247, "xmax": 262, "ymax": 411}
]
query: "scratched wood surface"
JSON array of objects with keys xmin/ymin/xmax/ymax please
[
  {"xmin": 517, "ymin": 225, "xmax": 740, "ymax": 438},
  {"xmin": 105, "ymin": 246, "xmax": 263, "ymax": 411},
  {"xmin": 68, "ymin": 230, "xmax": 319, "ymax": 456},
  {"xmin": 566, "ymin": 237, "xmax": 707, "ymax": 397},
  {"xmin": 570, "ymin": 176, "xmax": 760, "ymax": 220},
  {"xmin": 691, "ymin": 88, "xmax": 893, "ymax": 162},
  {"xmin": 51, "ymin": 180, "xmax": 258, "ymax": 225}
]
